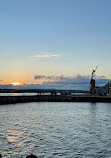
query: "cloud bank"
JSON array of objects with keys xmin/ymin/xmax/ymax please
[
  {"xmin": 34, "ymin": 74, "xmax": 109, "ymax": 85},
  {"xmin": 0, "ymin": 75, "xmax": 109, "ymax": 90},
  {"xmin": 34, "ymin": 75, "xmax": 109, "ymax": 90}
]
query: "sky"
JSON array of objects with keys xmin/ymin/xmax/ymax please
[{"xmin": 0, "ymin": 0, "xmax": 111, "ymax": 89}]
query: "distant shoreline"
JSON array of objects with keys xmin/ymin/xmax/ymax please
[{"xmin": 0, "ymin": 95, "xmax": 111, "ymax": 105}]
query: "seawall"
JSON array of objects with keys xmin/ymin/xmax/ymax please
[{"xmin": 0, "ymin": 95, "xmax": 111, "ymax": 105}]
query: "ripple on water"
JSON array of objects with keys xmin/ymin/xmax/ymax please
[{"xmin": 0, "ymin": 102, "xmax": 111, "ymax": 157}]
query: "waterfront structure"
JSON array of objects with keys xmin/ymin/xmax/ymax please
[
  {"xmin": 1, "ymin": 95, "xmax": 111, "ymax": 104},
  {"xmin": 89, "ymin": 66, "xmax": 98, "ymax": 94},
  {"xmin": 96, "ymin": 81, "xmax": 111, "ymax": 96},
  {"xmin": 90, "ymin": 78, "xmax": 95, "ymax": 94},
  {"xmin": 106, "ymin": 81, "xmax": 111, "ymax": 95},
  {"xmin": 96, "ymin": 85, "xmax": 107, "ymax": 96}
]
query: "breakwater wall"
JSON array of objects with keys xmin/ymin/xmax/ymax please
[{"xmin": 0, "ymin": 95, "xmax": 111, "ymax": 105}]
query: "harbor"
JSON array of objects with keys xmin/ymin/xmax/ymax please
[{"xmin": 0, "ymin": 67, "xmax": 111, "ymax": 105}]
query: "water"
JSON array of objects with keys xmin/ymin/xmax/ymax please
[
  {"xmin": 0, "ymin": 102, "xmax": 111, "ymax": 158},
  {"xmin": 0, "ymin": 93, "xmax": 46, "ymax": 96}
]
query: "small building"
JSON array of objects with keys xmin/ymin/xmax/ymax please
[
  {"xmin": 106, "ymin": 81, "xmax": 111, "ymax": 96},
  {"xmin": 96, "ymin": 81, "xmax": 111, "ymax": 96},
  {"xmin": 96, "ymin": 85, "xmax": 107, "ymax": 96}
]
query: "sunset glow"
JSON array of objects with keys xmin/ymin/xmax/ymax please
[
  {"xmin": 0, "ymin": 0, "xmax": 111, "ymax": 90},
  {"xmin": 11, "ymin": 82, "xmax": 20, "ymax": 86}
]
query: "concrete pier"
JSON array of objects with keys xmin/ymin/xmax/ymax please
[{"xmin": 0, "ymin": 95, "xmax": 111, "ymax": 105}]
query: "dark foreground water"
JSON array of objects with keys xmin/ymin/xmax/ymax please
[{"xmin": 0, "ymin": 102, "xmax": 111, "ymax": 158}]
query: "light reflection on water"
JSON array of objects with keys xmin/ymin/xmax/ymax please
[
  {"xmin": 0, "ymin": 102, "xmax": 111, "ymax": 157},
  {"xmin": 0, "ymin": 93, "xmax": 38, "ymax": 96},
  {"xmin": 0, "ymin": 93, "xmax": 51, "ymax": 96}
]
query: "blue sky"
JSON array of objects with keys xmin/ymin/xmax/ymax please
[{"xmin": 0, "ymin": 0, "xmax": 111, "ymax": 89}]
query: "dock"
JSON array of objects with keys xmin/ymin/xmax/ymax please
[{"xmin": 0, "ymin": 95, "xmax": 111, "ymax": 105}]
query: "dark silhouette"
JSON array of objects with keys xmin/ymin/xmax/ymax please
[
  {"xmin": 26, "ymin": 154, "xmax": 38, "ymax": 158},
  {"xmin": 51, "ymin": 90, "xmax": 57, "ymax": 96},
  {"xmin": 0, "ymin": 154, "xmax": 2, "ymax": 158}
]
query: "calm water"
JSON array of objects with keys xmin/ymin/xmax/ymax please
[
  {"xmin": 0, "ymin": 93, "xmax": 41, "ymax": 96},
  {"xmin": 0, "ymin": 102, "xmax": 111, "ymax": 158}
]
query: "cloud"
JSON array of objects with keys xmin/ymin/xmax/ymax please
[
  {"xmin": 34, "ymin": 74, "xmax": 90, "ymax": 82},
  {"xmin": 34, "ymin": 74, "xmax": 110, "ymax": 90},
  {"xmin": 32, "ymin": 54, "xmax": 60, "ymax": 58},
  {"xmin": 0, "ymin": 75, "xmax": 109, "ymax": 90},
  {"xmin": 34, "ymin": 75, "xmax": 58, "ymax": 80}
]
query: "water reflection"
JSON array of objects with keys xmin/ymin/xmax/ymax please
[
  {"xmin": 6, "ymin": 129, "xmax": 21, "ymax": 143},
  {"xmin": 0, "ymin": 102, "xmax": 111, "ymax": 157},
  {"xmin": 5, "ymin": 121, "xmax": 33, "ymax": 157},
  {"xmin": 0, "ymin": 93, "xmax": 37, "ymax": 96},
  {"xmin": 89, "ymin": 103, "xmax": 98, "ymax": 130},
  {"xmin": 89, "ymin": 102, "xmax": 97, "ymax": 112}
]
